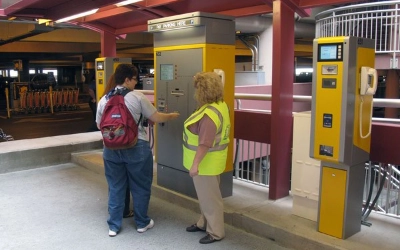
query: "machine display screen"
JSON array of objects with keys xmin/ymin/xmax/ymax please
[
  {"xmin": 97, "ymin": 61, "xmax": 104, "ymax": 70},
  {"xmin": 318, "ymin": 43, "xmax": 343, "ymax": 61},
  {"xmin": 319, "ymin": 45, "xmax": 337, "ymax": 60},
  {"xmin": 160, "ymin": 64, "xmax": 174, "ymax": 81}
]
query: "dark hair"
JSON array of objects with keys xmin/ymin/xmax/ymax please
[
  {"xmin": 102, "ymin": 74, "xmax": 116, "ymax": 97},
  {"xmin": 102, "ymin": 63, "xmax": 138, "ymax": 97},
  {"xmin": 114, "ymin": 64, "xmax": 137, "ymax": 85}
]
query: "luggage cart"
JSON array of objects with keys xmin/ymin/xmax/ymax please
[
  {"xmin": 47, "ymin": 86, "xmax": 55, "ymax": 114},
  {"xmin": 71, "ymin": 88, "xmax": 80, "ymax": 110},
  {"xmin": 19, "ymin": 91, "xmax": 27, "ymax": 114},
  {"xmin": 26, "ymin": 91, "xmax": 34, "ymax": 114},
  {"xmin": 33, "ymin": 91, "xmax": 41, "ymax": 113},
  {"xmin": 56, "ymin": 90, "xmax": 63, "ymax": 111},
  {"xmin": 15, "ymin": 85, "xmax": 29, "ymax": 115},
  {"xmin": 50, "ymin": 90, "xmax": 57, "ymax": 112},
  {"xmin": 62, "ymin": 89, "xmax": 69, "ymax": 111},
  {"xmin": 40, "ymin": 90, "xmax": 47, "ymax": 113},
  {"xmin": 66, "ymin": 89, "xmax": 73, "ymax": 110}
]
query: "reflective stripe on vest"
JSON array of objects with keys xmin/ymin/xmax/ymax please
[{"xmin": 183, "ymin": 105, "xmax": 225, "ymax": 152}]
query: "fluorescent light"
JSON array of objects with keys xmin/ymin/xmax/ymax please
[
  {"xmin": 55, "ymin": 8, "xmax": 99, "ymax": 23},
  {"xmin": 115, "ymin": 0, "xmax": 142, "ymax": 7},
  {"xmin": 37, "ymin": 19, "xmax": 52, "ymax": 25}
]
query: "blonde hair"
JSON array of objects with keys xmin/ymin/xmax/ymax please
[{"xmin": 193, "ymin": 72, "xmax": 224, "ymax": 106}]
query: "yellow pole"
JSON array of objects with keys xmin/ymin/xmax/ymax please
[
  {"xmin": 5, "ymin": 88, "xmax": 11, "ymax": 118},
  {"xmin": 49, "ymin": 85, "xmax": 54, "ymax": 114}
]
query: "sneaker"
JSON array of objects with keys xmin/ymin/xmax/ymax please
[
  {"xmin": 137, "ymin": 219, "xmax": 154, "ymax": 233},
  {"xmin": 108, "ymin": 229, "xmax": 117, "ymax": 237}
]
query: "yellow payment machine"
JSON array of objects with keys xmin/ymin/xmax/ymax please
[
  {"xmin": 94, "ymin": 57, "xmax": 132, "ymax": 102},
  {"xmin": 310, "ymin": 36, "xmax": 377, "ymax": 239},
  {"xmin": 148, "ymin": 12, "xmax": 235, "ymax": 198}
]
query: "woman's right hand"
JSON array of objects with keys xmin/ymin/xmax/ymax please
[
  {"xmin": 169, "ymin": 112, "xmax": 180, "ymax": 120},
  {"xmin": 189, "ymin": 164, "xmax": 199, "ymax": 177}
]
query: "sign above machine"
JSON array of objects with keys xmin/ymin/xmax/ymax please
[
  {"xmin": 148, "ymin": 18, "xmax": 197, "ymax": 32},
  {"xmin": 147, "ymin": 11, "xmax": 234, "ymax": 33}
]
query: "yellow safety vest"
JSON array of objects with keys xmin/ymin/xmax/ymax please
[{"xmin": 183, "ymin": 101, "xmax": 231, "ymax": 175}]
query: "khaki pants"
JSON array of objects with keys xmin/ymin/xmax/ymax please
[{"xmin": 193, "ymin": 175, "xmax": 225, "ymax": 240}]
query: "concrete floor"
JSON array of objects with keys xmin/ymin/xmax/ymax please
[
  {"xmin": 0, "ymin": 163, "xmax": 288, "ymax": 250},
  {"xmin": 1, "ymin": 133, "xmax": 399, "ymax": 250}
]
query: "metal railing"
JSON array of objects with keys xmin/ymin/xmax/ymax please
[
  {"xmin": 315, "ymin": 0, "xmax": 400, "ymax": 53},
  {"xmin": 234, "ymin": 139, "xmax": 270, "ymax": 187},
  {"xmin": 315, "ymin": 1, "xmax": 400, "ymax": 67},
  {"xmin": 232, "ymin": 94, "xmax": 400, "ymax": 218},
  {"xmin": 364, "ymin": 162, "xmax": 400, "ymax": 219},
  {"xmin": 139, "ymin": 90, "xmax": 400, "ymax": 217}
]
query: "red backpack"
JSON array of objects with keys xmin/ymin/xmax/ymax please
[{"xmin": 100, "ymin": 88, "xmax": 141, "ymax": 149}]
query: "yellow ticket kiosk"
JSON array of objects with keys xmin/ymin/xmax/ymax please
[
  {"xmin": 94, "ymin": 57, "xmax": 132, "ymax": 102},
  {"xmin": 148, "ymin": 12, "xmax": 235, "ymax": 198},
  {"xmin": 310, "ymin": 36, "xmax": 377, "ymax": 239}
]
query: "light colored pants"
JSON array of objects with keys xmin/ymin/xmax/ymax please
[{"xmin": 193, "ymin": 175, "xmax": 225, "ymax": 240}]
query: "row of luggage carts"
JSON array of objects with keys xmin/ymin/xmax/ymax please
[{"xmin": 17, "ymin": 88, "xmax": 80, "ymax": 114}]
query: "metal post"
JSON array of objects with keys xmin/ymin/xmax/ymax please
[
  {"xmin": 49, "ymin": 85, "xmax": 54, "ymax": 114},
  {"xmin": 5, "ymin": 88, "xmax": 10, "ymax": 118},
  {"xmin": 391, "ymin": 4, "xmax": 398, "ymax": 68}
]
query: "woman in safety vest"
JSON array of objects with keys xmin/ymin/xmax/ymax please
[{"xmin": 183, "ymin": 72, "xmax": 231, "ymax": 244}]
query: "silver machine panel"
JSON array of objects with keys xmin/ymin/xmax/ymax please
[
  {"xmin": 156, "ymin": 49, "xmax": 201, "ymax": 171},
  {"xmin": 155, "ymin": 49, "xmax": 202, "ymax": 198}
]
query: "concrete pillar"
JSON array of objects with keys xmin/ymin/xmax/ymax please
[
  {"xmin": 384, "ymin": 69, "xmax": 399, "ymax": 118},
  {"xmin": 269, "ymin": 0, "xmax": 294, "ymax": 200},
  {"xmin": 100, "ymin": 31, "xmax": 116, "ymax": 57}
]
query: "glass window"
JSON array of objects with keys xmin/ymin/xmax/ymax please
[{"xmin": 9, "ymin": 70, "xmax": 18, "ymax": 77}]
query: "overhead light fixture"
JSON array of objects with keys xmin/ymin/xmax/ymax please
[
  {"xmin": 37, "ymin": 19, "xmax": 52, "ymax": 25},
  {"xmin": 55, "ymin": 8, "xmax": 99, "ymax": 23},
  {"xmin": 115, "ymin": 0, "xmax": 142, "ymax": 7}
]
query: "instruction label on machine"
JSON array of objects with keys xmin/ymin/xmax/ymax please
[{"xmin": 323, "ymin": 113, "xmax": 332, "ymax": 128}]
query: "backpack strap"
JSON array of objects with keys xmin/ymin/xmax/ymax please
[
  {"xmin": 106, "ymin": 87, "xmax": 130, "ymax": 99},
  {"xmin": 119, "ymin": 88, "xmax": 131, "ymax": 97},
  {"xmin": 138, "ymin": 113, "xmax": 143, "ymax": 125}
]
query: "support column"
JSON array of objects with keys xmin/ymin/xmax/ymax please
[
  {"xmin": 101, "ymin": 31, "xmax": 116, "ymax": 57},
  {"xmin": 20, "ymin": 59, "xmax": 30, "ymax": 82},
  {"xmin": 384, "ymin": 69, "xmax": 399, "ymax": 118},
  {"xmin": 269, "ymin": 0, "xmax": 294, "ymax": 200}
]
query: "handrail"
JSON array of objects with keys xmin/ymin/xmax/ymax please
[
  {"xmin": 137, "ymin": 90, "xmax": 155, "ymax": 95},
  {"xmin": 234, "ymin": 94, "xmax": 400, "ymax": 108},
  {"xmin": 137, "ymin": 90, "xmax": 400, "ymax": 108},
  {"xmin": 137, "ymin": 90, "xmax": 400, "ymax": 122}
]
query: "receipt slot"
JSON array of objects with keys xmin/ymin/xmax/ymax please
[
  {"xmin": 148, "ymin": 12, "xmax": 235, "ymax": 198},
  {"xmin": 94, "ymin": 57, "xmax": 131, "ymax": 102},
  {"xmin": 310, "ymin": 37, "xmax": 377, "ymax": 239}
]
